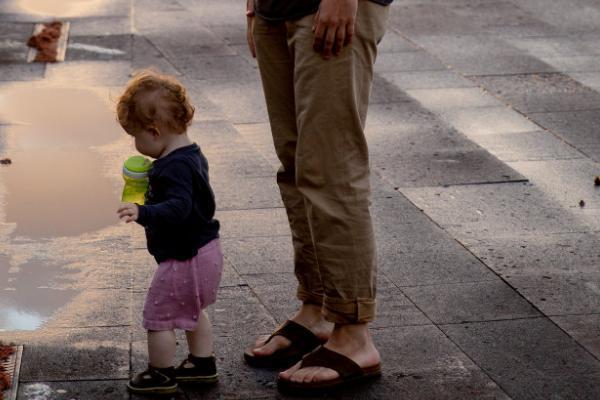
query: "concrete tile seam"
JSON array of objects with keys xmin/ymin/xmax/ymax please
[
  {"xmin": 395, "ymin": 278, "xmax": 509, "ymax": 289},
  {"xmin": 19, "ymin": 378, "xmax": 130, "ymax": 384},
  {"xmin": 436, "ymin": 315, "xmax": 549, "ymax": 327},
  {"xmin": 136, "ymin": 34, "xmax": 184, "ymax": 75},
  {"xmin": 396, "ymin": 179, "xmax": 529, "ymax": 192}
]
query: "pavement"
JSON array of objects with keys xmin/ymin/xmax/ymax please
[{"xmin": 1, "ymin": 0, "xmax": 600, "ymax": 399}]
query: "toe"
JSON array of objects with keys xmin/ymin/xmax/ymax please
[
  {"xmin": 279, "ymin": 360, "xmax": 301, "ymax": 380},
  {"xmin": 252, "ymin": 335, "xmax": 290, "ymax": 356},
  {"xmin": 313, "ymin": 367, "xmax": 339, "ymax": 382}
]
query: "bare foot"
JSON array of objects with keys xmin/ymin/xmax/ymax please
[
  {"xmin": 251, "ymin": 303, "xmax": 332, "ymax": 356},
  {"xmin": 278, "ymin": 323, "xmax": 380, "ymax": 383}
]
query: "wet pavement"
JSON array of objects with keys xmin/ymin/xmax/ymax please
[{"xmin": 1, "ymin": 0, "xmax": 600, "ymax": 399}]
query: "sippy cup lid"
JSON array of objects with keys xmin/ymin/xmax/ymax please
[{"xmin": 123, "ymin": 155, "xmax": 152, "ymax": 178}]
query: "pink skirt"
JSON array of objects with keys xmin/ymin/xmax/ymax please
[{"xmin": 143, "ymin": 239, "xmax": 223, "ymax": 331}]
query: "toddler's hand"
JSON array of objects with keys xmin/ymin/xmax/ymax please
[{"xmin": 117, "ymin": 203, "xmax": 139, "ymax": 223}]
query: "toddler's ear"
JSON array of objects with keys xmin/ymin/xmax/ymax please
[{"xmin": 148, "ymin": 125, "xmax": 161, "ymax": 138}]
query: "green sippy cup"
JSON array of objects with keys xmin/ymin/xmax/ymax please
[{"xmin": 122, "ymin": 155, "xmax": 152, "ymax": 205}]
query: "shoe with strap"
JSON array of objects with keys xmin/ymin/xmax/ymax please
[
  {"xmin": 127, "ymin": 365, "xmax": 177, "ymax": 394},
  {"xmin": 174, "ymin": 353, "xmax": 219, "ymax": 383}
]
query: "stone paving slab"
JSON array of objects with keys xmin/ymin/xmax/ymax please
[
  {"xmin": 213, "ymin": 175, "xmax": 282, "ymax": 211},
  {"xmin": 412, "ymin": 34, "xmax": 557, "ymax": 75},
  {"xmin": 232, "ymin": 123, "xmax": 283, "ymax": 168},
  {"xmin": 471, "ymin": 72, "xmax": 600, "ymax": 113},
  {"xmin": 440, "ymin": 318, "xmax": 600, "ymax": 400},
  {"xmin": 18, "ymin": 380, "xmax": 129, "ymax": 400},
  {"xmin": 406, "ymin": 87, "xmax": 504, "ymax": 111},
  {"xmin": 44, "ymin": 61, "xmax": 133, "ymax": 86},
  {"xmin": 374, "ymin": 147, "xmax": 526, "ymax": 188},
  {"xmin": 380, "ymin": 70, "xmax": 476, "ymax": 90},
  {"xmin": 508, "ymin": 158, "xmax": 600, "ymax": 210},
  {"xmin": 221, "ymin": 236, "xmax": 293, "ymax": 276},
  {"xmin": 66, "ymin": 34, "xmax": 132, "ymax": 61},
  {"xmin": 0, "ymin": 63, "xmax": 45, "ymax": 81},
  {"xmin": 378, "ymin": 30, "xmax": 419, "ymax": 53},
  {"xmin": 402, "ymin": 281, "xmax": 541, "ymax": 324},
  {"xmin": 505, "ymin": 36, "xmax": 597, "ymax": 58},
  {"xmin": 69, "ymin": 16, "xmax": 131, "ymax": 36},
  {"xmin": 378, "ymin": 237, "xmax": 499, "ymax": 287},
  {"xmin": 471, "ymin": 130, "xmax": 585, "ymax": 162},
  {"xmin": 360, "ymin": 326, "xmax": 511, "ymax": 400},
  {"xmin": 370, "ymin": 74, "xmax": 414, "ymax": 104},
  {"xmin": 43, "ymin": 289, "xmax": 131, "ymax": 329},
  {"xmin": 571, "ymin": 71, "xmax": 600, "ymax": 91},
  {"xmin": 193, "ymin": 80, "xmax": 269, "ymax": 124},
  {"xmin": 388, "ymin": 4, "xmax": 485, "ymax": 36},
  {"xmin": 372, "ymin": 195, "xmax": 500, "ymax": 286},
  {"xmin": 439, "ymin": 106, "xmax": 541, "ymax": 137},
  {"xmin": 508, "ymin": 273, "xmax": 600, "ymax": 316},
  {"xmin": 367, "ymin": 117, "xmax": 480, "ymax": 156},
  {"xmin": 401, "ymin": 182, "xmax": 588, "ymax": 240},
  {"xmin": 374, "ymin": 51, "xmax": 447, "ymax": 74},
  {"xmin": 18, "ymin": 327, "xmax": 130, "ymax": 382},
  {"xmin": 463, "ymin": 232, "xmax": 600, "ymax": 279},
  {"xmin": 530, "ymin": 109, "xmax": 600, "ymax": 148},
  {"xmin": 551, "ymin": 314, "xmax": 600, "ymax": 360},
  {"xmin": 540, "ymin": 55, "xmax": 600, "ymax": 73}
]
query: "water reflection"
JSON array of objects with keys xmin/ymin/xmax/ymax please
[
  {"xmin": 14, "ymin": 0, "xmax": 105, "ymax": 17},
  {"xmin": 0, "ymin": 255, "xmax": 78, "ymax": 331},
  {"xmin": 0, "ymin": 83, "xmax": 122, "ymax": 238}
]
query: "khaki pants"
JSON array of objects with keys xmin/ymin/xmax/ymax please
[{"xmin": 253, "ymin": 1, "xmax": 389, "ymax": 324}]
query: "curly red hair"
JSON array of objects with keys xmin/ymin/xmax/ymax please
[{"xmin": 116, "ymin": 70, "xmax": 194, "ymax": 135}]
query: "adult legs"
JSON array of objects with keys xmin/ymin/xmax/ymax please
[
  {"xmin": 250, "ymin": 15, "xmax": 332, "ymax": 356},
  {"xmin": 280, "ymin": 0, "xmax": 389, "ymax": 383}
]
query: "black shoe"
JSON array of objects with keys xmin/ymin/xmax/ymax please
[
  {"xmin": 174, "ymin": 354, "xmax": 219, "ymax": 383},
  {"xmin": 127, "ymin": 365, "xmax": 178, "ymax": 394}
]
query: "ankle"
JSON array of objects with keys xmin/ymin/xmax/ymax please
[
  {"xmin": 329, "ymin": 323, "xmax": 372, "ymax": 347},
  {"xmin": 294, "ymin": 303, "xmax": 325, "ymax": 326}
]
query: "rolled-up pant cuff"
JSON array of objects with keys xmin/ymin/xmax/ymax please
[
  {"xmin": 297, "ymin": 287, "xmax": 324, "ymax": 306},
  {"xmin": 323, "ymin": 296, "xmax": 376, "ymax": 324}
]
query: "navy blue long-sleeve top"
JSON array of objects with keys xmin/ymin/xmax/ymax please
[{"xmin": 136, "ymin": 143, "xmax": 220, "ymax": 263}]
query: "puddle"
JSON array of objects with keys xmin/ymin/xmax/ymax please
[
  {"xmin": 0, "ymin": 83, "xmax": 123, "ymax": 238},
  {"xmin": 0, "ymin": 255, "xmax": 78, "ymax": 331},
  {"xmin": 13, "ymin": 0, "xmax": 106, "ymax": 17}
]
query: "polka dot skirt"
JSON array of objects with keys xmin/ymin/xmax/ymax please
[{"xmin": 143, "ymin": 239, "xmax": 223, "ymax": 331}]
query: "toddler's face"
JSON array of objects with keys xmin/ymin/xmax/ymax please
[{"xmin": 132, "ymin": 128, "xmax": 163, "ymax": 159}]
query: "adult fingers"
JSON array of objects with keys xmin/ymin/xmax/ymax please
[
  {"xmin": 312, "ymin": 17, "xmax": 326, "ymax": 53},
  {"xmin": 333, "ymin": 26, "xmax": 345, "ymax": 56},
  {"xmin": 321, "ymin": 24, "xmax": 337, "ymax": 60},
  {"xmin": 312, "ymin": 9, "xmax": 320, "ymax": 32},
  {"xmin": 345, "ymin": 19, "xmax": 355, "ymax": 46}
]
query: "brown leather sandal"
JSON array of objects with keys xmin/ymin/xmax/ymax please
[
  {"xmin": 276, "ymin": 346, "xmax": 382, "ymax": 395},
  {"xmin": 244, "ymin": 320, "xmax": 324, "ymax": 369}
]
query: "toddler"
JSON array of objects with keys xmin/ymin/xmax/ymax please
[{"xmin": 116, "ymin": 71, "xmax": 222, "ymax": 395}]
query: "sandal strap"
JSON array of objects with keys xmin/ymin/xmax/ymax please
[
  {"xmin": 266, "ymin": 320, "xmax": 321, "ymax": 352},
  {"xmin": 300, "ymin": 346, "xmax": 363, "ymax": 379}
]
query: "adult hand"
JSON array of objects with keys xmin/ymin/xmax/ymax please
[
  {"xmin": 313, "ymin": 0, "xmax": 358, "ymax": 60},
  {"xmin": 117, "ymin": 203, "xmax": 139, "ymax": 223},
  {"xmin": 246, "ymin": 0, "xmax": 256, "ymax": 58}
]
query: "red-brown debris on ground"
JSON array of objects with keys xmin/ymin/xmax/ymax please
[
  {"xmin": 0, "ymin": 344, "xmax": 15, "ymax": 399},
  {"xmin": 27, "ymin": 21, "xmax": 63, "ymax": 62},
  {"xmin": 579, "ymin": 200, "xmax": 586, "ymax": 207},
  {"xmin": 0, "ymin": 159, "xmax": 11, "ymax": 165}
]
